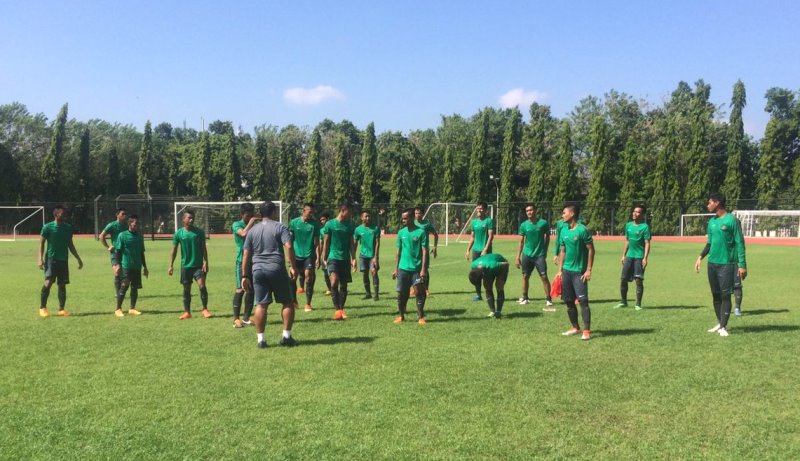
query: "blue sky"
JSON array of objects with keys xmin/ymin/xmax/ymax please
[{"xmin": 1, "ymin": 0, "xmax": 798, "ymax": 138}]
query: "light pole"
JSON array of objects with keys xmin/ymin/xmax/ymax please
[{"xmin": 489, "ymin": 174, "xmax": 500, "ymax": 226}]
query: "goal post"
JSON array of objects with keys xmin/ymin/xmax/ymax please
[
  {"xmin": 0, "ymin": 206, "xmax": 46, "ymax": 241},
  {"xmin": 173, "ymin": 201, "xmax": 284, "ymax": 236},
  {"xmin": 422, "ymin": 202, "xmax": 493, "ymax": 246},
  {"xmin": 679, "ymin": 213, "xmax": 713, "ymax": 236}
]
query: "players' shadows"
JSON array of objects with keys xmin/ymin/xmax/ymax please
[
  {"xmin": 298, "ymin": 336, "xmax": 377, "ymax": 346},
  {"xmin": 735, "ymin": 325, "xmax": 800, "ymax": 333},
  {"xmin": 504, "ymin": 311, "xmax": 542, "ymax": 319},
  {"xmin": 596, "ymin": 328, "xmax": 657, "ymax": 337},
  {"xmin": 741, "ymin": 309, "xmax": 790, "ymax": 316},
  {"xmin": 646, "ymin": 305, "xmax": 703, "ymax": 310}
]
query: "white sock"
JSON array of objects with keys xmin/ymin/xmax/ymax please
[
  {"xmin": 257, "ymin": 333, "xmax": 264, "ymax": 343},
  {"xmin": 283, "ymin": 330, "xmax": 291, "ymax": 339}
]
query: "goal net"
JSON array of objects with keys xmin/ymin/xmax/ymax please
[
  {"xmin": 0, "ymin": 206, "xmax": 45, "ymax": 241},
  {"xmin": 679, "ymin": 213, "xmax": 713, "ymax": 236},
  {"xmin": 173, "ymin": 201, "xmax": 284, "ymax": 236},
  {"xmin": 422, "ymin": 202, "xmax": 493, "ymax": 246},
  {"xmin": 680, "ymin": 210, "xmax": 800, "ymax": 238}
]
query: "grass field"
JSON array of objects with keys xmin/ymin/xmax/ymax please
[{"xmin": 1, "ymin": 236, "xmax": 798, "ymax": 460}]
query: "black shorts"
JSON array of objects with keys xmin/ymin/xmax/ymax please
[
  {"xmin": 521, "ymin": 254, "xmax": 547, "ymax": 277},
  {"xmin": 294, "ymin": 255, "xmax": 316, "ymax": 274},
  {"xmin": 561, "ymin": 269, "xmax": 589, "ymax": 303},
  {"xmin": 327, "ymin": 259, "xmax": 352, "ymax": 283},
  {"xmin": 621, "ymin": 257, "xmax": 645, "ymax": 281},
  {"xmin": 359, "ymin": 256, "xmax": 376, "ymax": 272},
  {"xmin": 396, "ymin": 269, "xmax": 424, "ymax": 293},
  {"xmin": 708, "ymin": 263, "xmax": 736, "ymax": 295},
  {"xmin": 44, "ymin": 258, "xmax": 69, "ymax": 285},
  {"xmin": 253, "ymin": 269, "xmax": 293, "ymax": 306},
  {"xmin": 121, "ymin": 268, "xmax": 143, "ymax": 289},
  {"xmin": 483, "ymin": 265, "xmax": 509, "ymax": 286},
  {"xmin": 471, "ymin": 251, "xmax": 482, "ymax": 262},
  {"xmin": 180, "ymin": 266, "xmax": 205, "ymax": 285}
]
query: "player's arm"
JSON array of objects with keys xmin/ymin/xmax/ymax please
[
  {"xmin": 99, "ymin": 229, "xmax": 112, "ymax": 252},
  {"xmin": 430, "ymin": 227, "xmax": 439, "ymax": 258},
  {"xmin": 169, "ymin": 243, "xmax": 178, "ymax": 275},
  {"xmin": 735, "ymin": 219, "xmax": 747, "ymax": 280},
  {"xmin": 373, "ymin": 234, "xmax": 381, "ymax": 269},
  {"xmin": 420, "ymin": 246, "xmax": 428, "ymax": 278},
  {"xmin": 621, "ymin": 241, "xmax": 629, "ymax": 264},
  {"xmin": 201, "ymin": 237, "xmax": 209, "ymax": 273},
  {"xmin": 516, "ymin": 235, "xmax": 524, "ymax": 269},
  {"xmin": 552, "ymin": 228, "xmax": 560, "ymax": 263},
  {"xmin": 352, "ymin": 234, "xmax": 360, "ymax": 270},
  {"xmin": 38, "ymin": 235, "xmax": 46, "ymax": 269},
  {"xmin": 284, "ymin": 241, "xmax": 297, "ymax": 280},
  {"xmin": 241, "ymin": 248, "xmax": 252, "ymax": 291},
  {"xmin": 544, "ymin": 230, "xmax": 550, "ymax": 257},
  {"xmin": 556, "ymin": 245, "xmax": 565, "ymax": 277},
  {"xmin": 321, "ymin": 234, "xmax": 330, "ymax": 266},
  {"xmin": 482, "ymin": 229, "xmax": 494, "ymax": 256},
  {"xmin": 465, "ymin": 227, "xmax": 474, "ymax": 260},
  {"xmin": 695, "ymin": 243, "xmax": 711, "ymax": 273},
  {"xmin": 237, "ymin": 218, "xmax": 257, "ymax": 237},
  {"xmin": 642, "ymin": 239, "xmax": 651, "ymax": 269},
  {"xmin": 582, "ymin": 242, "xmax": 595, "ymax": 282},
  {"xmin": 350, "ymin": 235, "xmax": 356, "ymax": 265},
  {"xmin": 68, "ymin": 239, "xmax": 83, "ymax": 269},
  {"xmin": 392, "ymin": 246, "xmax": 401, "ymax": 279},
  {"xmin": 141, "ymin": 251, "xmax": 149, "ymax": 278}
]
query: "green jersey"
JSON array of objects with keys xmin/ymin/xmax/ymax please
[
  {"xmin": 354, "ymin": 224, "xmax": 380, "ymax": 258},
  {"xmin": 40, "ymin": 221, "xmax": 73, "ymax": 261},
  {"xmin": 323, "ymin": 218, "xmax": 354, "ymax": 261},
  {"xmin": 553, "ymin": 220, "xmax": 568, "ymax": 256},
  {"xmin": 624, "ymin": 221, "xmax": 651, "ymax": 259},
  {"xmin": 289, "ymin": 217, "xmax": 319, "ymax": 259},
  {"xmin": 471, "ymin": 217, "xmax": 495, "ymax": 253},
  {"xmin": 707, "ymin": 213, "xmax": 747, "ymax": 268},
  {"xmin": 116, "ymin": 230, "xmax": 145, "ymax": 270},
  {"xmin": 471, "ymin": 253, "xmax": 508, "ymax": 275},
  {"xmin": 519, "ymin": 218, "xmax": 550, "ymax": 257},
  {"xmin": 102, "ymin": 220, "xmax": 128, "ymax": 247},
  {"xmin": 558, "ymin": 223, "xmax": 593, "ymax": 273},
  {"xmin": 396, "ymin": 226, "xmax": 428, "ymax": 272},
  {"xmin": 415, "ymin": 219, "xmax": 436, "ymax": 250},
  {"xmin": 232, "ymin": 220, "xmax": 247, "ymax": 262},
  {"xmin": 172, "ymin": 226, "xmax": 206, "ymax": 268}
]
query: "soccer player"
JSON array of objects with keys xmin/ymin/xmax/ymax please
[
  {"xmin": 555, "ymin": 203, "xmax": 594, "ymax": 341},
  {"xmin": 464, "ymin": 201, "xmax": 495, "ymax": 301},
  {"xmin": 615, "ymin": 205, "xmax": 651, "ymax": 310},
  {"xmin": 353, "ymin": 209, "xmax": 380, "ymax": 301},
  {"xmin": 232, "ymin": 203, "xmax": 258, "ymax": 328},
  {"xmin": 469, "ymin": 253, "xmax": 509, "ymax": 319},
  {"xmin": 37, "ymin": 206, "xmax": 83, "ymax": 317},
  {"xmin": 694, "ymin": 193, "xmax": 747, "ymax": 337},
  {"xmin": 114, "ymin": 215, "xmax": 148, "ymax": 316},
  {"xmin": 515, "ymin": 203, "xmax": 553, "ymax": 310},
  {"xmin": 317, "ymin": 212, "xmax": 333, "ymax": 296},
  {"xmin": 168, "ymin": 210, "xmax": 212, "ymax": 320},
  {"xmin": 552, "ymin": 217, "xmax": 568, "ymax": 265},
  {"xmin": 414, "ymin": 206, "xmax": 438, "ymax": 296},
  {"xmin": 289, "ymin": 203, "xmax": 320, "ymax": 312},
  {"xmin": 242, "ymin": 201, "xmax": 298, "ymax": 348},
  {"xmin": 321, "ymin": 203, "xmax": 356, "ymax": 320},
  {"xmin": 99, "ymin": 208, "xmax": 128, "ymax": 298},
  {"xmin": 391, "ymin": 208, "xmax": 428, "ymax": 324},
  {"xmin": 733, "ymin": 272, "xmax": 744, "ymax": 316}
]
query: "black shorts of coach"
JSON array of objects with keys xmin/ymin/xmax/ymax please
[
  {"xmin": 121, "ymin": 268, "xmax": 143, "ymax": 289},
  {"xmin": 44, "ymin": 258, "xmax": 69, "ymax": 285},
  {"xmin": 707, "ymin": 263, "xmax": 736, "ymax": 295},
  {"xmin": 521, "ymin": 255, "xmax": 547, "ymax": 277},
  {"xmin": 253, "ymin": 269, "xmax": 293, "ymax": 306},
  {"xmin": 326, "ymin": 259, "xmax": 352, "ymax": 283},
  {"xmin": 561, "ymin": 269, "xmax": 588, "ymax": 303},
  {"xmin": 180, "ymin": 266, "xmax": 205, "ymax": 285},
  {"xmin": 620, "ymin": 257, "xmax": 645, "ymax": 282},
  {"xmin": 396, "ymin": 269, "xmax": 424, "ymax": 293}
]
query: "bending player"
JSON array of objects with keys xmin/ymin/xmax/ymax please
[
  {"xmin": 391, "ymin": 208, "xmax": 428, "ymax": 324},
  {"xmin": 515, "ymin": 203, "xmax": 553, "ymax": 310},
  {"xmin": 232, "ymin": 203, "xmax": 258, "ymax": 328},
  {"xmin": 615, "ymin": 205, "xmax": 651, "ymax": 310},
  {"xmin": 353, "ymin": 209, "xmax": 380, "ymax": 301},
  {"xmin": 38, "ymin": 205, "xmax": 83, "ymax": 317},
  {"xmin": 469, "ymin": 253, "xmax": 509, "ymax": 319},
  {"xmin": 114, "ymin": 215, "xmax": 147, "ymax": 316},
  {"xmin": 555, "ymin": 203, "xmax": 594, "ymax": 341}
]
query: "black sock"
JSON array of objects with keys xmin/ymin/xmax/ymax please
[
  {"xmin": 475, "ymin": 282, "xmax": 482, "ymax": 297},
  {"xmin": 183, "ymin": 285, "xmax": 192, "ymax": 312},
  {"xmin": 199, "ymin": 286, "xmax": 208, "ymax": 309},
  {"xmin": 40, "ymin": 285, "xmax": 51, "ymax": 308},
  {"xmin": 298, "ymin": 273, "xmax": 305, "ymax": 290},
  {"xmin": 306, "ymin": 276, "xmax": 315, "ymax": 304},
  {"xmin": 635, "ymin": 280, "xmax": 644, "ymax": 306},
  {"xmin": 415, "ymin": 287, "xmax": 427, "ymax": 318},
  {"xmin": 244, "ymin": 291, "xmax": 254, "ymax": 319},
  {"xmin": 117, "ymin": 284, "xmax": 128, "ymax": 309},
  {"xmin": 579, "ymin": 299, "xmax": 591, "ymax": 330},
  {"xmin": 497, "ymin": 290, "xmax": 505, "ymax": 313},
  {"xmin": 363, "ymin": 272, "xmax": 371, "ymax": 295},
  {"xmin": 372, "ymin": 273, "xmax": 379, "ymax": 296},
  {"xmin": 130, "ymin": 286, "xmax": 138, "ymax": 308},
  {"xmin": 114, "ymin": 276, "xmax": 121, "ymax": 299},
  {"xmin": 487, "ymin": 295, "xmax": 496, "ymax": 313},
  {"xmin": 566, "ymin": 301, "xmax": 579, "ymax": 327},
  {"xmin": 712, "ymin": 292, "xmax": 722, "ymax": 322},
  {"xmin": 233, "ymin": 291, "xmax": 244, "ymax": 319},
  {"xmin": 620, "ymin": 279, "xmax": 628, "ymax": 304},
  {"xmin": 340, "ymin": 283, "xmax": 348, "ymax": 308},
  {"xmin": 397, "ymin": 290, "xmax": 409, "ymax": 317},
  {"xmin": 734, "ymin": 287, "xmax": 743, "ymax": 310},
  {"xmin": 57, "ymin": 285, "xmax": 66, "ymax": 308},
  {"xmin": 331, "ymin": 286, "xmax": 340, "ymax": 310},
  {"xmin": 720, "ymin": 294, "xmax": 732, "ymax": 328},
  {"xmin": 324, "ymin": 271, "xmax": 331, "ymax": 290}
]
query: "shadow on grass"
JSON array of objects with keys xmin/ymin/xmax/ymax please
[
  {"xmin": 505, "ymin": 311, "xmax": 542, "ymax": 319},
  {"xmin": 735, "ymin": 325, "xmax": 800, "ymax": 333},
  {"xmin": 597, "ymin": 328, "xmax": 657, "ymax": 337},
  {"xmin": 646, "ymin": 305, "xmax": 703, "ymax": 310},
  {"xmin": 432, "ymin": 308, "xmax": 467, "ymax": 317},
  {"xmin": 299, "ymin": 336, "xmax": 377, "ymax": 346},
  {"xmin": 741, "ymin": 309, "xmax": 790, "ymax": 316}
]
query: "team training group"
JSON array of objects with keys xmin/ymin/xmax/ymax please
[{"xmin": 36, "ymin": 192, "xmax": 747, "ymax": 347}]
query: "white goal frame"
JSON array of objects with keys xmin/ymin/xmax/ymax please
[
  {"xmin": 0, "ymin": 206, "xmax": 46, "ymax": 242},
  {"xmin": 422, "ymin": 202, "xmax": 494, "ymax": 246},
  {"xmin": 173, "ymin": 201, "xmax": 284, "ymax": 233}
]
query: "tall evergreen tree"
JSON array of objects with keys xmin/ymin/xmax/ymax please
[
  {"xmin": 525, "ymin": 104, "xmax": 552, "ymax": 211},
  {"xmin": 684, "ymin": 80, "xmax": 713, "ymax": 211},
  {"xmin": 757, "ymin": 118, "xmax": 787, "ymax": 209},
  {"xmin": 222, "ymin": 125, "xmax": 241, "ymax": 201},
  {"xmin": 78, "ymin": 127, "xmax": 91, "ymax": 200},
  {"xmin": 251, "ymin": 132, "xmax": 270, "ymax": 200},
  {"xmin": 498, "ymin": 108, "xmax": 521, "ymax": 233},
  {"xmin": 650, "ymin": 121, "xmax": 683, "ymax": 234},
  {"xmin": 360, "ymin": 122, "xmax": 377, "ymax": 209},
  {"xmin": 441, "ymin": 146, "xmax": 456, "ymax": 203},
  {"xmin": 0, "ymin": 143, "xmax": 21, "ymax": 202},
  {"xmin": 722, "ymin": 80, "xmax": 747, "ymax": 208},
  {"xmin": 333, "ymin": 134, "xmax": 349, "ymax": 204},
  {"xmin": 193, "ymin": 132, "xmax": 211, "ymax": 198},
  {"xmin": 585, "ymin": 116, "xmax": 612, "ymax": 232},
  {"xmin": 305, "ymin": 129, "xmax": 323, "ymax": 205},
  {"xmin": 40, "ymin": 103, "xmax": 68, "ymax": 200},
  {"xmin": 106, "ymin": 144, "xmax": 120, "ymax": 197},
  {"xmin": 551, "ymin": 121, "xmax": 577, "ymax": 218},
  {"xmin": 615, "ymin": 137, "xmax": 643, "ymax": 228},
  {"xmin": 468, "ymin": 110, "xmax": 489, "ymax": 202},
  {"xmin": 278, "ymin": 125, "xmax": 301, "ymax": 206},
  {"xmin": 137, "ymin": 121, "xmax": 153, "ymax": 194}
]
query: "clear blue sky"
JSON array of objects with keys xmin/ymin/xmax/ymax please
[{"xmin": 1, "ymin": 0, "xmax": 798, "ymax": 138}]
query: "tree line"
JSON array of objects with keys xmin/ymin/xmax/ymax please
[{"xmin": 1, "ymin": 80, "xmax": 799, "ymax": 235}]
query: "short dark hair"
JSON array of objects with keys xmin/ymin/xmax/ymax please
[
  {"xmin": 261, "ymin": 201, "xmax": 278, "ymax": 217},
  {"xmin": 128, "ymin": 214, "xmax": 139, "ymax": 221},
  {"xmin": 362, "ymin": 209, "xmax": 371, "ymax": 216},
  {"xmin": 184, "ymin": 209, "xmax": 195, "ymax": 218},
  {"xmin": 414, "ymin": 205, "xmax": 424, "ymax": 213},
  {"xmin": 476, "ymin": 201, "xmax": 488, "ymax": 209},
  {"xmin": 338, "ymin": 203, "xmax": 351, "ymax": 211},
  {"xmin": 303, "ymin": 203, "xmax": 315, "ymax": 210},
  {"xmin": 633, "ymin": 204, "xmax": 647, "ymax": 215},
  {"xmin": 320, "ymin": 212, "xmax": 331, "ymax": 220},
  {"xmin": 116, "ymin": 208, "xmax": 127, "ymax": 215},
  {"xmin": 240, "ymin": 202, "xmax": 255, "ymax": 215},
  {"xmin": 402, "ymin": 208, "xmax": 414, "ymax": 218},
  {"xmin": 708, "ymin": 192, "xmax": 726, "ymax": 209},
  {"xmin": 525, "ymin": 203, "xmax": 536, "ymax": 210},
  {"xmin": 564, "ymin": 202, "xmax": 581, "ymax": 217},
  {"xmin": 468, "ymin": 268, "xmax": 483, "ymax": 287},
  {"xmin": 52, "ymin": 205, "xmax": 65, "ymax": 215}
]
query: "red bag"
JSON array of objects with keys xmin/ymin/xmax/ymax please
[{"xmin": 550, "ymin": 273, "xmax": 562, "ymax": 298}]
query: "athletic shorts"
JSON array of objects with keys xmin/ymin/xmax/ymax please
[
  {"xmin": 121, "ymin": 268, "xmax": 143, "ymax": 289},
  {"xmin": 253, "ymin": 269, "xmax": 293, "ymax": 306},
  {"xmin": 396, "ymin": 269, "xmax": 424, "ymax": 293},
  {"xmin": 44, "ymin": 258, "xmax": 69, "ymax": 285},
  {"xmin": 483, "ymin": 264, "xmax": 509, "ymax": 286},
  {"xmin": 180, "ymin": 266, "xmax": 205, "ymax": 285},
  {"xmin": 235, "ymin": 260, "xmax": 253, "ymax": 290},
  {"xmin": 561, "ymin": 269, "xmax": 588, "ymax": 303},
  {"xmin": 708, "ymin": 263, "xmax": 736, "ymax": 295},
  {"xmin": 294, "ymin": 255, "xmax": 316, "ymax": 273},
  {"xmin": 471, "ymin": 251, "xmax": 482, "ymax": 262},
  {"xmin": 621, "ymin": 257, "xmax": 645, "ymax": 281},
  {"xmin": 521, "ymin": 254, "xmax": 547, "ymax": 277},
  {"xmin": 734, "ymin": 271, "xmax": 742, "ymax": 289},
  {"xmin": 326, "ymin": 259, "xmax": 352, "ymax": 283},
  {"xmin": 359, "ymin": 256, "xmax": 376, "ymax": 272}
]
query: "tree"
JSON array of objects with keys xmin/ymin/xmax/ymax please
[
  {"xmin": 650, "ymin": 120, "xmax": 683, "ymax": 234},
  {"xmin": 585, "ymin": 116, "xmax": 612, "ymax": 233},
  {"xmin": 498, "ymin": 108, "xmax": 521, "ymax": 233},
  {"xmin": 441, "ymin": 146, "xmax": 455, "ymax": 203},
  {"xmin": 551, "ymin": 121, "xmax": 577, "ymax": 218},
  {"xmin": 305, "ymin": 129, "xmax": 323, "ymax": 205},
  {"xmin": 333, "ymin": 133, "xmax": 349, "ymax": 204},
  {"xmin": 137, "ymin": 121, "xmax": 153, "ymax": 195},
  {"xmin": 78, "ymin": 127, "xmax": 90, "ymax": 200},
  {"xmin": 106, "ymin": 143, "xmax": 120, "ymax": 196},
  {"xmin": 0, "ymin": 143, "xmax": 21, "ymax": 202},
  {"xmin": 40, "ymin": 103, "xmax": 68, "ymax": 200},
  {"xmin": 684, "ymin": 80, "xmax": 713, "ymax": 212},
  {"xmin": 360, "ymin": 122, "xmax": 377, "ymax": 209},
  {"xmin": 468, "ymin": 110, "xmax": 489, "ymax": 202},
  {"xmin": 278, "ymin": 125, "xmax": 302, "ymax": 206},
  {"xmin": 615, "ymin": 137, "xmax": 644, "ymax": 228},
  {"xmin": 192, "ymin": 132, "xmax": 211, "ymax": 198},
  {"xmin": 722, "ymin": 80, "xmax": 747, "ymax": 208},
  {"xmin": 222, "ymin": 124, "xmax": 241, "ymax": 201},
  {"xmin": 757, "ymin": 117, "xmax": 787, "ymax": 209},
  {"xmin": 525, "ymin": 103, "xmax": 553, "ymax": 211}
]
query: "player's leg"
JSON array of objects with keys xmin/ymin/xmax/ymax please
[
  {"xmin": 471, "ymin": 251, "xmax": 482, "ymax": 300},
  {"xmin": 483, "ymin": 275, "xmax": 496, "ymax": 317},
  {"xmin": 339, "ymin": 264, "xmax": 350, "ymax": 317},
  {"xmin": 179, "ymin": 267, "xmax": 193, "ymax": 319},
  {"xmin": 116, "ymin": 275, "xmax": 129, "ymax": 316},
  {"xmin": 717, "ymin": 264, "xmax": 735, "ymax": 335},
  {"xmin": 616, "ymin": 258, "xmax": 632, "ymax": 308},
  {"xmin": 413, "ymin": 272, "xmax": 427, "ymax": 323},
  {"xmin": 55, "ymin": 261, "xmax": 70, "ymax": 315},
  {"xmin": 371, "ymin": 261, "xmax": 380, "ymax": 300},
  {"xmin": 634, "ymin": 259, "xmax": 645, "ymax": 310},
  {"xmin": 196, "ymin": 271, "xmax": 211, "ymax": 317},
  {"xmin": 252, "ymin": 270, "xmax": 270, "ymax": 348},
  {"xmin": 519, "ymin": 255, "xmax": 531, "ymax": 304},
  {"xmin": 304, "ymin": 262, "xmax": 316, "ymax": 311},
  {"xmin": 271, "ymin": 270, "xmax": 297, "ymax": 346},
  {"xmin": 706, "ymin": 263, "xmax": 724, "ymax": 332},
  {"xmin": 561, "ymin": 271, "xmax": 580, "ymax": 335},
  {"xmin": 233, "ymin": 261, "xmax": 245, "ymax": 327},
  {"xmin": 575, "ymin": 277, "xmax": 591, "ymax": 337},
  {"xmin": 733, "ymin": 271, "xmax": 743, "ymax": 316},
  {"xmin": 328, "ymin": 261, "xmax": 343, "ymax": 319},
  {"xmin": 395, "ymin": 271, "xmax": 411, "ymax": 322},
  {"xmin": 40, "ymin": 258, "xmax": 55, "ymax": 315},
  {"xmin": 535, "ymin": 257, "xmax": 553, "ymax": 308},
  {"xmin": 495, "ymin": 266, "xmax": 508, "ymax": 317},
  {"xmin": 360, "ymin": 257, "xmax": 371, "ymax": 299}
]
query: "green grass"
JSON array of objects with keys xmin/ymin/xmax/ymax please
[{"xmin": 1, "ymin": 237, "xmax": 798, "ymax": 460}]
